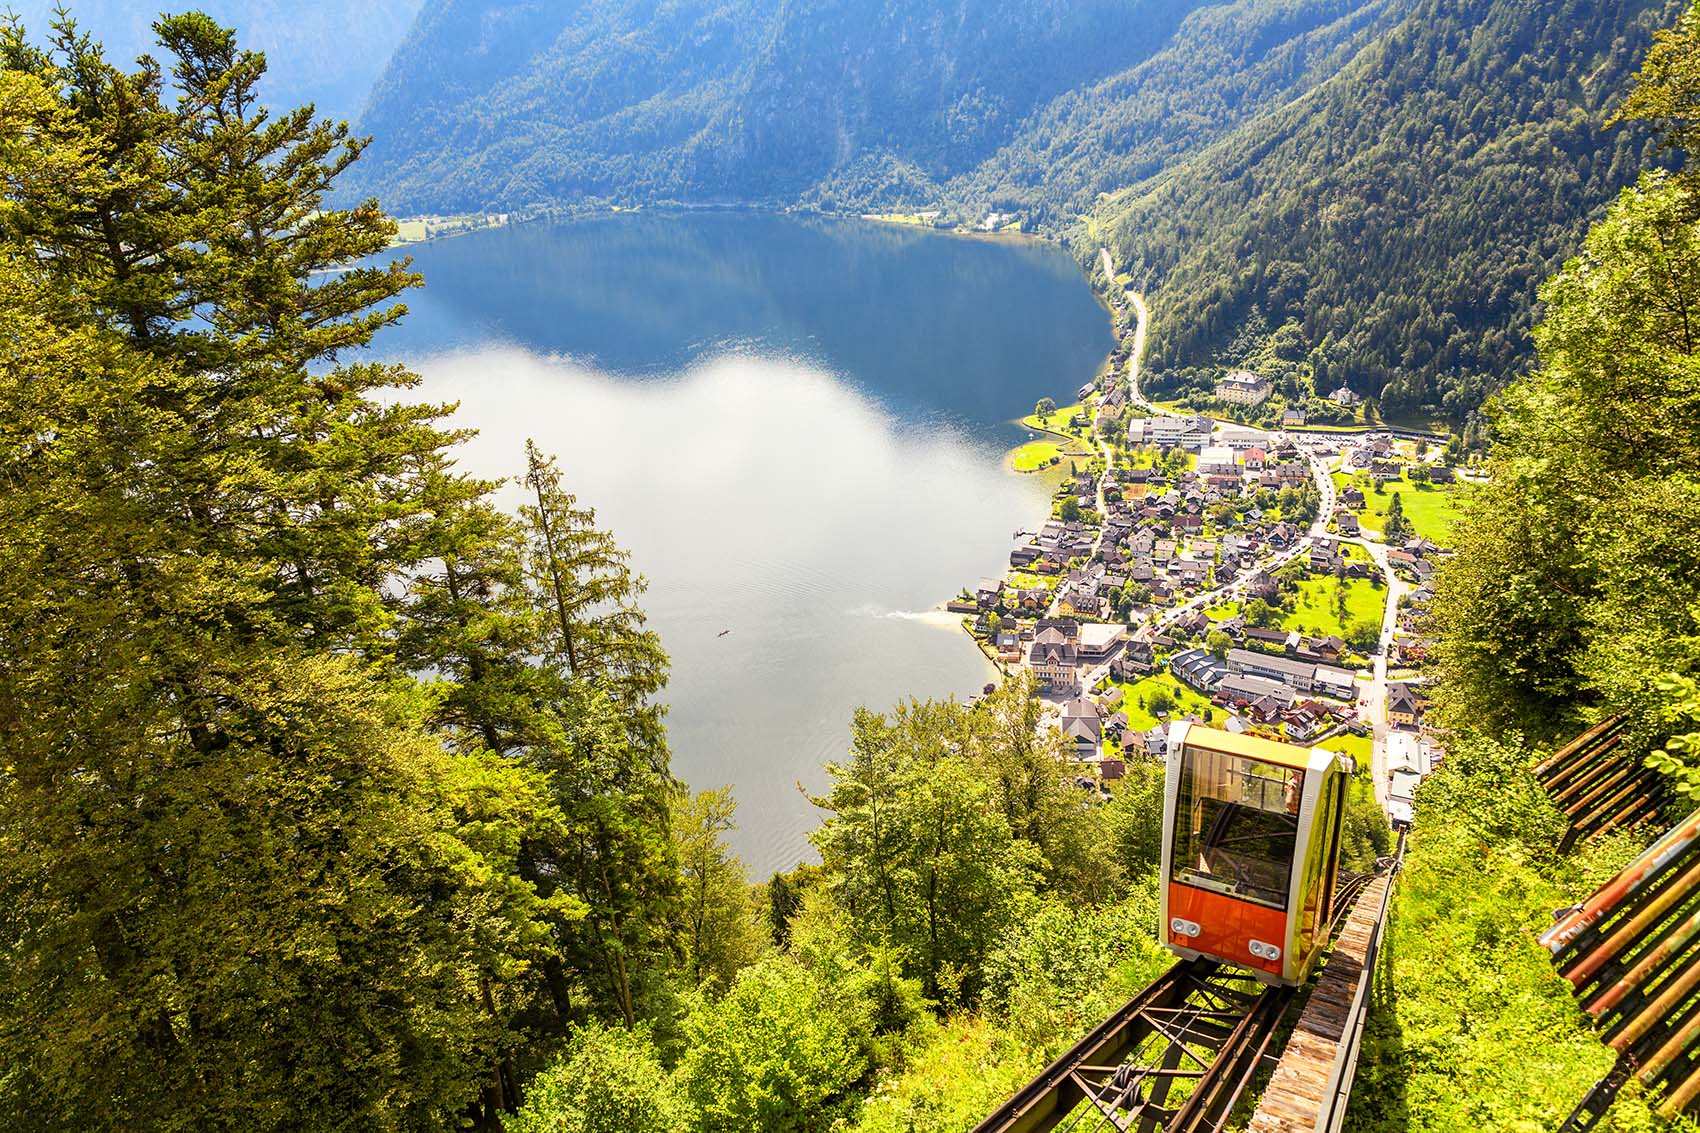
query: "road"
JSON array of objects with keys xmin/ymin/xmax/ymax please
[{"xmin": 1076, "ymin": 262, "xmax": 1406, "ymax": 808}]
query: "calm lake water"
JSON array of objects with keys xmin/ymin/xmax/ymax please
[{"xmin": 370, "ymin": 211, "xmax": 1113, "ymax": 874}]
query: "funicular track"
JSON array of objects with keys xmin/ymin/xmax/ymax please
[{"xmin": 973, "ymin": 871, "xmax": 1380, "ymax": 1133}]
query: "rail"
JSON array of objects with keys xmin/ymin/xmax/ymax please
[
  {"xmin": 974, "ymin": 862, "xmax": 1390, "ymax": 1133},
  {"xmin": 1248, "ymin": 834, "xmax": 1405, "ymax": 1133}
]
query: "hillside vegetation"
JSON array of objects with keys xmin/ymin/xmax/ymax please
[
  {"xmin": 1353, "ymin": 9, "xmax": 1700, "ymax": 1128},
  {"xmin": 1107, "ymin": 0, "xmax": 1683, "ymax": 422}
]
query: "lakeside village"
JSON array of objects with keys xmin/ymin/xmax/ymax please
[{"xmin": 951, "ymin": 318, "xmax": 1464, "ymax": 801}]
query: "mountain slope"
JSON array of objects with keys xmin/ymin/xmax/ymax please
[
  {"xmin": 3, "ymin": 1, "xmax": 422, "ymax": 124},
  {"xmin": 348, "ymin": 0, "xmax": 1317, "ymax": 213},
  {"xmin": 939, "ymin": 0, "xmax": 1401, "ymax": 223},
  {"xmin": 1100, "ymin": 0, "xmax": 1684, "ymax": 419}
]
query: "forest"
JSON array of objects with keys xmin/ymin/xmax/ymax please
[{"xmin": 1102, "ymin": 0, "xmax": 1685, "ymax": 425}]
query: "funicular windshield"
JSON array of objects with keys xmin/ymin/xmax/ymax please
[{"xmin": 1171, "ymin": 743, "xmax": 1303, "ymax": 909}]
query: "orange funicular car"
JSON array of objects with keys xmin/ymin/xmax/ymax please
[{"xmin": 1160, "ymin": 722, "xmax": 1353, "ymax": 985}]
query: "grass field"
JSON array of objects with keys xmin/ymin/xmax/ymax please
[
  {"xmin": 1279, "ymin": 576, "xmax": 1385, "ymax": 638},
  {"xmin": 1319, "ymin": 731, "xmax": 1373, "ymax": 762},
  {"xmin": 1204, "ymin": 601, "xmax": 1241, "ymax": 621},
  {"xmin": 1109, "ymin": 671, "xmax": 1219, "ymax": 732},
  {"xmin": 1012, "ymin": 440, "xmax": 1067, "ymax": 472},
  {"xmin": 1021, "ymin": 402, "xmax": 1086, "ymax": 431},
  {"xmin": 1333, "ymin": 472, "xmax": 1463, "ymax": 545}
]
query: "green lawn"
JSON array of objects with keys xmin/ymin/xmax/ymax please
[
  {"xmin": 1021, "ymin": 402, "xmax": 1087, "ymax": 431},
  {"xmin": 1108, "ymin": 671, "xmax": 1218, "ymax": 732},
  {"xmin": 1204, "ymin": 601, "xmax": 1241, "ymax": 621},
  {"xmin": 1279, "ymin": 576, "xmax": 1386, "ymax": 638},
  {"xmin": 1319, "ymin": 731, "xmax": 1373, "ymax": 762},
  {"xmin": 1335, "ymin": 471, "xmax": 1463, "ymax": 545},
  {"xmin": 1011, "ymin": 439, "xmax": 1066, "ymax": 472}
]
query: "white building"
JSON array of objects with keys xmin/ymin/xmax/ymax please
[
  {"xmin": 1218, "ymin": 426, "xmax": 1270, "ymax": 451},
  {"xmin": 1197, "ymin": 446, "xmax": 1240, "ymax": 476}
]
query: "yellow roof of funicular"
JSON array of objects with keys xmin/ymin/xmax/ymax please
[{"xmin": 1183, "ymin": 724, "xmax": 1317, "ymax": 771}]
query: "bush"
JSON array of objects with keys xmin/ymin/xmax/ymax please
[{"xmin": 504, "ymin": 1024, "xmax": 675, "ymax": 1133}]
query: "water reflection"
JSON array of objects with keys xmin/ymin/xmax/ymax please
[
  {"xmin": 418, "ymin": 347, "xmax": 1050, "ymax": 872},
  {"xmin": 382, "ymin": 211, "xmax": 1111, "ymax": 439}
]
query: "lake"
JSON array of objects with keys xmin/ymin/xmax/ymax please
[{"xmin": 369, "ymin": 210, "xmax": 1113, "ymax": 874}]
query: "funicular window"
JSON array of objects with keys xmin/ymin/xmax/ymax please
[{"xmin": 1171, "ymin": 743, "xmax": 1303, "ymax": 909}]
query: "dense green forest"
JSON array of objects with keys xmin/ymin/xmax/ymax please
[{"xmin": 1106, "ymin": 0, "xmax": 1684, "ymax": 423}]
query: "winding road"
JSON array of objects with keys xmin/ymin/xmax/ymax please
[{"xmin": 1091, "ymin": 249, "xmax": 1401, "ymax": 811}]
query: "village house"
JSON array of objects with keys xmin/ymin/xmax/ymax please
[
  {"xmin": 1244, "ymin": 626, "xmax": 1293, "ymax": 651},
  {"xmin": 1334, "ymin": 509, "xmax": 1361, "ymax": 536},
  {"xmin": 1282, "ymin": 407, "xmax": 1306, "ymax": 427},
  {"xmin": 1387, "ymin": 682, "xmax": 1424, "ymax": 728},
  {"xmin": 1058, "ymin": 696, "xmax": 1102, "ymax": 759},
  {"xmin": 1114, "ymin": 639, "xmax": 1156, "ymax": 678},
  {"xmin": 1171, "ymin": 647, "xmax": 1227, "ymax": 693},
  {"xmin": 1301, "ymin": 634, "xmax": 1350, "ymax": 663},
  {"xmin": 1283, "ymin": 703, "xmax": 1334, "ymax": 742},
  {"xmin": 1330, "ymin": 384, "xmax": 1363, "ymax": 407},
  {"xmin": 1216, "ymin": 369, "xmax": 1273, "ymax": 405},
  {"xmin": 976, "ymin": 578, "xmax": 1005, "ymax": 609},
  {"xmin": 1171, "ymin": 559, "xmax": 1209, "ymax": 587},
  {"xmin": 1370, "ymin": 460, "xmax": 1403, "ymax": 483}
]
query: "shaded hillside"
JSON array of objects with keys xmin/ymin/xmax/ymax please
[
  {"xmin": 1100, "ymin": 0, "xmax": 1683, "ymax": 419},
  {"xmin": 1, "ymin": 1, "xmax": 421, "ymax": 124},
  {"xmin": 939, "ymin": 0, "xmax": 1400, "ymax": 223},
  {"xmin": 348, "ymin": 0, "xmax": 1267, "ymax": 213}
]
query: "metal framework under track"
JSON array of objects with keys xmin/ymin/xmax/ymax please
[
  {"xmin": 973, "ymin": 872, "xmax": 1377, "ymax": 1133},
  {"xmin": 971, "ymin": 958, "xmax": 1291, "ymax": 1133}
]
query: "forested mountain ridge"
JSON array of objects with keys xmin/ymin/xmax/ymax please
[
  {"xmin": 1108, "ymin": 0, "xmax": 1684, "ymax": 421},
  {"xmin": 349, "ymin": 0, "xmax": 1214, "ymax": 214},
  {"xmin": 935, "ymin": 0, "xmax": 1402, "ymax": 224},
  {"xmin": 0, "ymin": 1, "xmax": 421, "ymax": 123}
]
